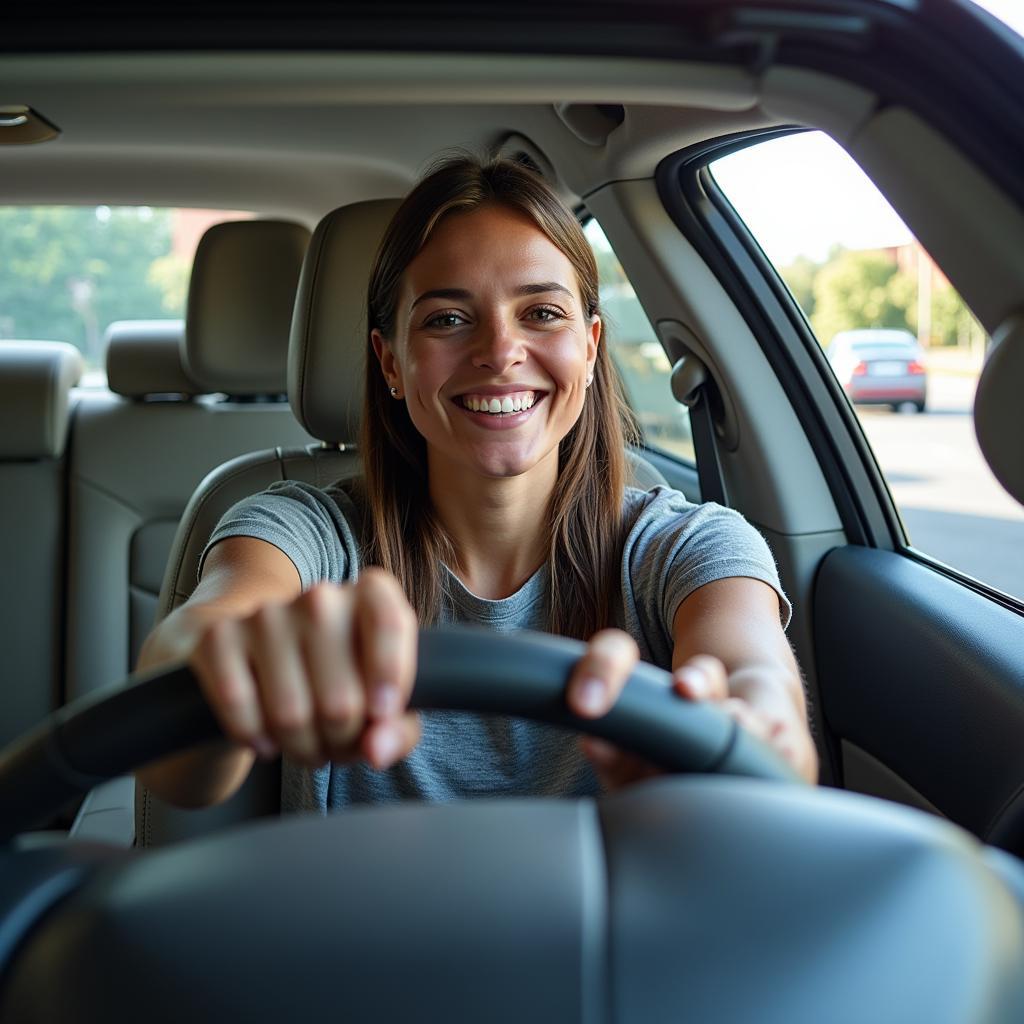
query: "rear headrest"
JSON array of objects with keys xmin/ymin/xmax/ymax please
[
  {"xmin": 185, "ymin": 220, "xmax": 311, "ymax": 395},
  {"xmin": 289, "ymin": 199, "xmax": 402, "ymax": 443},
  {"xmin": 0, "ymin": 341, "xmax": 83, "ymax": 458},
  {"xmin": 105, "ymin": 320, "xmax": 197, "ymax": 398}
]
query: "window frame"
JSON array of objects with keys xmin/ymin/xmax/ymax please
[{"xmin": 656, "ymin": 128, "xmax": 1024, "ymax": 616}]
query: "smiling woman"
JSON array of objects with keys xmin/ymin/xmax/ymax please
[
  {"xmin": 134, "ymin": 155, "xmax": 815, "ymax": 814},
  {"xmin": 365, "ymin": 160, "xmax": 614, "ymax": 634}
]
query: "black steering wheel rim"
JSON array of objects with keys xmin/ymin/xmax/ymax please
[{"xmin": 0, "ymin": 626, "xmax": 799, "ymax": 842}]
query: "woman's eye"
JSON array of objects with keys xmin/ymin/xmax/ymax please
[
  {"xmin": 424, "ymin": 310, "xmax": 466, "ymax": 329},
  {"xmin": 528, "ymin": 306, "xmax": 565, "ymax": 323}
]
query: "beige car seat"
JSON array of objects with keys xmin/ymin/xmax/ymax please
[
  {"xmin": 0, "ymin": 341, "xmax": 82, "ymax": 747},
  {"xmin": 65, "ymin": 221, "xmax": 314, "ymax": 707},
  {"xmin": 135, "ymin": 199, "xmax": 401, "ymax": 846}
]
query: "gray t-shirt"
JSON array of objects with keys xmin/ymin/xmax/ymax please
[{"xmin": 203, "ymin": 483, "xmax": 791, "ymax": 813}]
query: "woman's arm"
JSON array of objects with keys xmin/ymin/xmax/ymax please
[
  {"xmin": 670, "ymin": 576, "xmax": 817, "ymax": 783},
  {"xmin": 136, "ymin": 536, "xmax": 423, "ymax": 809},
  {"xmin": 135, "ymin": 536, "xmax": 304, "ymax": 807},
  {"xmin": 574, "ymin": 576, "xmax": 817, "ymax": 788}
]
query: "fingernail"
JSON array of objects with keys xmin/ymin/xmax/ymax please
[
  {"xmin": 575, "ymin": 677, "xmax": 607, "ymax": 716},
  {"xmin": 372, "ymin": 724, "xmax": 401, "ymax": 768},
  {"xmin": 252, "ymin": 737, "xmax": 278, "ymax": 760},
  {"xmin": 371, "ymin": 681, "xmax": 401, "ymax": 718},
  {"xmin": 677, "ymin": 668, "xmax": 707, "ymax": 698}
]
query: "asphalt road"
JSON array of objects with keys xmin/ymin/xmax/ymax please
[{"xmin": 854, "ymin": 373, "xmax": 1024, "ymax": 601}]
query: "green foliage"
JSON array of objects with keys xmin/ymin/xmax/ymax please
[
  {"xmin": 810, "ymin": 249, "xmax": 915, "ymax": 344},
  {"xmin": 779, "ymin": 255, "xmax": 818, "ymax": 319},
  {"xmin": 778, "ymin": 245, "xmax": 988, "ymax": 351},
  {"xmin": 147, "ymin": 251, "xmax": 191, "ymax": 314},
  {"xmin": 0, "ymin": 206, "xmax": 177, "ymax": 366},
  {"xmin": 929, "ymin": 284, "xmax": 986, "ymax": 348}
]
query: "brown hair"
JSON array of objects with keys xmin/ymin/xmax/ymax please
[{"xmin": 360, "ymin": 154, "xmax": 637, "ymax": 639}]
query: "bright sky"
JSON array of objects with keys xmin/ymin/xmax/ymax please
[
  {"xmin": 708, "ymin": 0, "xmax": 1023, "ymax": 267},
  {"xmin": 970, "ymin": 0, "xmax": 1024, "ymax": 36}
]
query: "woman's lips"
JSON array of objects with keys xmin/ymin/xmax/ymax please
[{"xmin": 452, "ymin": 391, "xmax": 546, "ymax": 429}]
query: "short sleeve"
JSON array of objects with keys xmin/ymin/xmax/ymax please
[
  {"xmin": 198, "ymin": 481, "xmax": 362, "ymax": 589},
  {"xmin": 621, "ymin": 487, "xmax": 791, "ymax": 667}
]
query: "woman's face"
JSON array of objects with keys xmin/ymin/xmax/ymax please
[{"xmin": 372, "ymin": 203, "xmax": 600, "ymax": 485}]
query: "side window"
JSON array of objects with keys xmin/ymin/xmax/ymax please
[
  {"xmin": 584, "ymin": 217, "xmax": 694, "ymax": 463},
  {"xmin": 709, "ymin": 131, "xmax": 1023, "ymax": 602}
]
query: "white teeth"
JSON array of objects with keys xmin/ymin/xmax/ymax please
[{"xmin": 461, "ymin": 391, "xmax": 537, "ymax": 415}]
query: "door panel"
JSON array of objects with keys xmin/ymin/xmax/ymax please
[{"xmin": 815, "ymin": 546, "xmax": 1024, "ymax": 853}]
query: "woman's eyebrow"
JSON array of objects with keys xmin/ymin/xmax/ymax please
[
  {"xmin": 514, "ymin": 282, "xmax": 574, "ymax": 299},
  {"xmin": 410, "ymin": 288, "xmax": 472, "ymax": 311},
  {"xmin": 410, "ymin": 282, "xmax": 573, "ymax": 312}
]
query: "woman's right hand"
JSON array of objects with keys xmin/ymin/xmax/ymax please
[{"xmin": 187, "ymin": 567, "xmax": 422, "ymax": 771}]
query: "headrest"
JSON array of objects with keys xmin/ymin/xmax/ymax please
[
  {"xmin": 0, "ymin": 341, "xmax": 83, "ymax": 458},
  {"xmin": 185, "ymin": 220, "xmax": 311, "ymax": 395},
  {"xmin": 974, "ymin": 315, "xmax": 1024, "ymax": 506},
  {"xmin": 289, "ymin": 199, "xmax": 402, "ymax": 443},
  {"xmin": 105, "ymin": 320, "xmax": 197, "ymax": 398}
]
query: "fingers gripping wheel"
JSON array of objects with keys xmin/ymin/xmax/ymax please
[
  {"xmin": 415, "ymin": 630, "xmax": 794, "ymax": 779},
  {"xmin": 0, "ymin": 628, "xmax": 801, "ymax": 841}
]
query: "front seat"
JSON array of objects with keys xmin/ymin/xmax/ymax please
[{"xmin": 136, "ymin": 199, "xmax": 402, "ymax": 847}]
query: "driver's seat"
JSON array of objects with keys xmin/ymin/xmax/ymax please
[
  {"xmin": 135, "ymin": 198, "xmax": 670, "ymax": 847},
  {"xmin": 135, "ymin": 198, "xmax": 402, "ymax": 846}
]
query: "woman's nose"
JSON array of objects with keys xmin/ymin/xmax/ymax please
[{"xmin": 471, "ymin": 317, "xmax": 526, "ymax": 373}]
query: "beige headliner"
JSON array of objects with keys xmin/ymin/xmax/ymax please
[{"xmin": 0, "ymin": 52, "xmax": 779, "ymax": 219}]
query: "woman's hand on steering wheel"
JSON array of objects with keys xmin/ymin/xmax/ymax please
[
  {"xmin": 190, "ymin": 568, "xmax": 422, "ymax": 771},
  {"xmin": 569, "ymin": 639, "xmax": 818, "ymax": 788}
]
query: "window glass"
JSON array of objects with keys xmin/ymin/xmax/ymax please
[
  {"xmin": 710, "ymin": 131, "xmax": 1023, "ymax": 601},
  {"xmin": 584, "ymin": 217, "xmax": 694, "ymax": 463},
  {"xmin": 0, "ymin": 206, "xmax": 252, "ymax": 378}
]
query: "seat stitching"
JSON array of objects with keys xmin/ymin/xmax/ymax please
[{"xmin": 70, "ymin": 475, "xmax": 151, "ymax": 518}]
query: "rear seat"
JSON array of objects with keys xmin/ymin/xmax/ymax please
[
  {"xmin": 64, "ymin": 220, "xmax": 313, "ymax": 705},
  {"xmin": 0, "ymin": 342, "xmax": 82, "ymax": 747}
]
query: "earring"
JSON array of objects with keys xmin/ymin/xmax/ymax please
[
  {"xmin": 390, "ymin": 386, "xmax": 399, "ymax": 398},
  {"xmin": 585, "ymin": 374, "xmax": 594, "ymax": 389}
]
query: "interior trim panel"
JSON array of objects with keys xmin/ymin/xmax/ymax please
[{"xmin": 815, "ymin": 546, "xmax": 1024, "ymax": 853}]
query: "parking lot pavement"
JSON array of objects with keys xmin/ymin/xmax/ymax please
[{"xmin": 855, "ymin": 370, "xmax": 1024, "ymax": 601}]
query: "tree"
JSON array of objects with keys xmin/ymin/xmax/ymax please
[
  {"xmin": 810, "ymin": 248, "xmax": 914, "ymax": 345},
  {"xmin": 779, "ymin": 255, "xmax": 819, "ymax": 320},
  {"xmin": 147, "ymin": 251, "xmax": 191, "ymax": 314},
  {"xmin": 0, "ymin": 206, "xmax": 176, "ymax": 367},
  {"xmin": 928, "ymin": 283, "xmax": 986, "ymax": 350}
]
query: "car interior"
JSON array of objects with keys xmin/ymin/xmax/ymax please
[{"xmin": 1, "ymin": 2, "xmax": 1024, "ymax": 1020}]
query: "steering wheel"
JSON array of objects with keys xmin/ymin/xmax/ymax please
[
  {"xmin": 4, "ymin": 628, "xmax": 1024, "ymax": 1024},
  {"xmin": 0, "ymin": 626, "xmax": 798, "ymax": 841}
]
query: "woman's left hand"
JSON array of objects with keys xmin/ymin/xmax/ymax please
[
  {"xmin": 567, "ymin": 636, "xmax": 818, "ymax": 788},
  {"xmin": 566, "ymin": 628, "xmax": 657, "ymax": 789}
]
